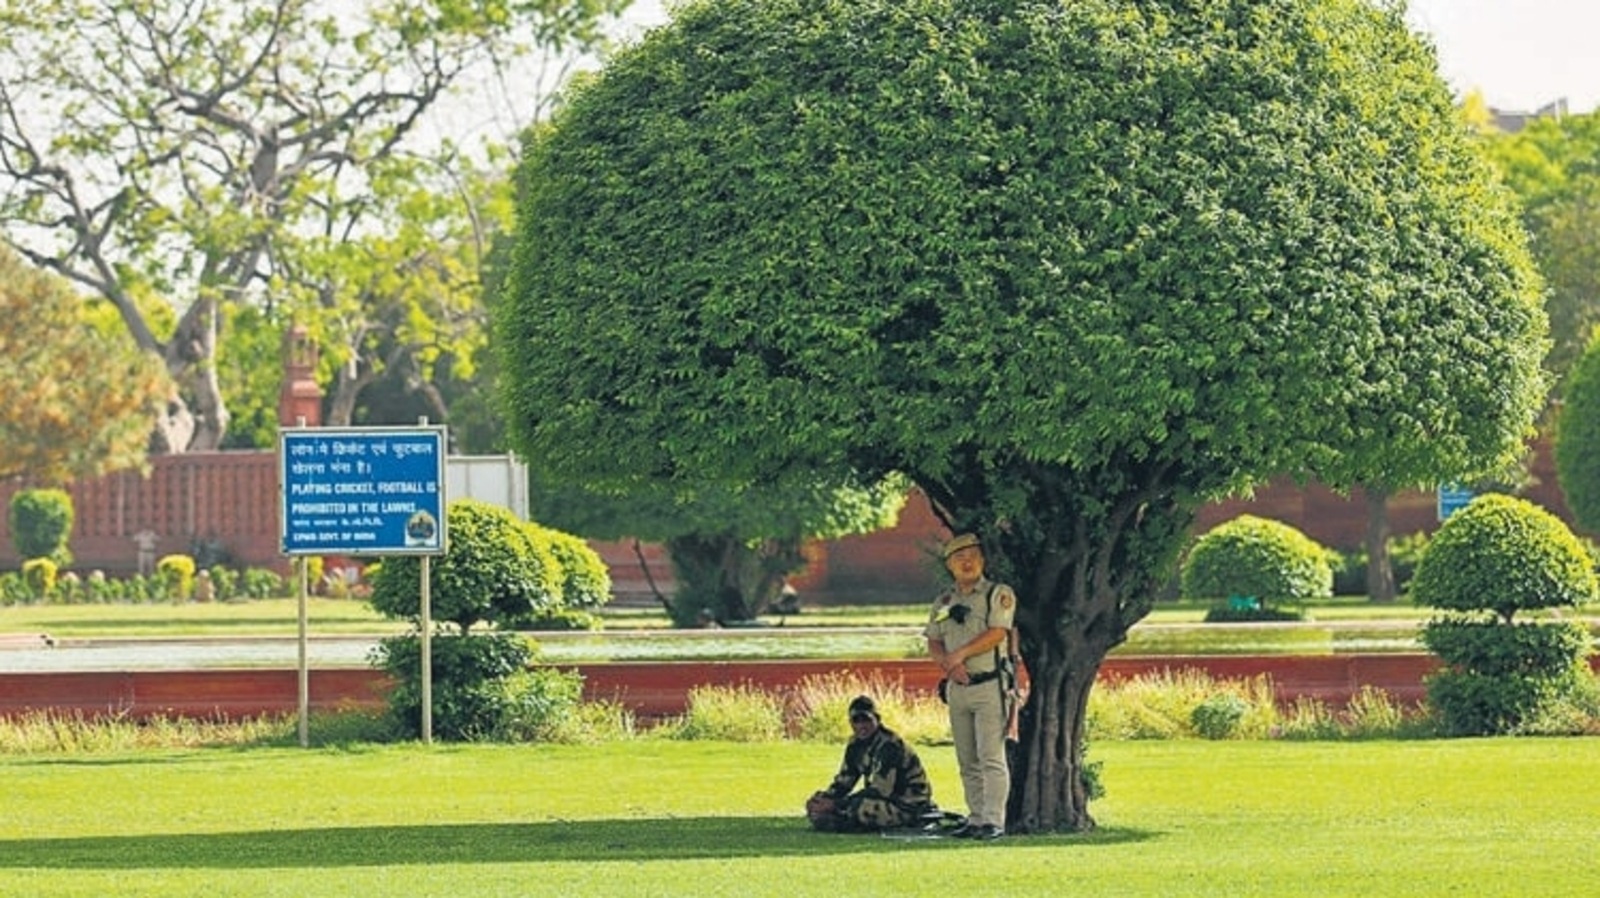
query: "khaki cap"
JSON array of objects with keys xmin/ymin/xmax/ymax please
[{"xmin": 941, "ymin": 533, "xmax": 982, "ymax": 559}]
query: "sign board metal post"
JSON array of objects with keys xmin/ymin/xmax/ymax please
[{"xmin": 279, "ymin": 424, "xmax": 448, "ymax": 744}]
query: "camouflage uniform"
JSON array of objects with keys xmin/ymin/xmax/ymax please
[{"xmin": 816, "ymin": 725, "xmax": 934, "ymax": 831}]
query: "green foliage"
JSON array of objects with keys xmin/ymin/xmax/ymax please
[
  {"xmin": 534, "ymin": 476, "xmax": 906, "ymax": 625},
  {"xmin": 1410, "ymin": 494, "xmax": 1598, "ymax": 620},
  {"xmin": 208, "ymin": 565, "xmax": 239, "ymax": 602},
  {"xmin": 659, "ymin": 684, "xmax": 787, "ymax": 742},
  {"xmin": 1555, "ymin": 328, "xmax": 1600, "ymax": 533},
  {"xmin": 1182, "ymin": 516, "xmax": 1333, "ymax": 606},
  {"xmin": 369, "ymin": 499, "xmax": 561, "ymax": 633},
  {"xmin": 1200, "ymin": 603, "xmax": 1305, "ymax": 624},
  {"xmin": 155, "ymin": 554, "xmax": 197, "ymax": 601},
  {"xmin": 1478, "ymin": 111, "xmax": 1600, "ymax": 385},
  {"xmin": 371, "ymin": 631, "xmax": 553, "ymax": 741},
  {"xmin": 1390, "ymin": 531, "xmax": 1432, "ymax": 596},
  {"xmin": 1190, "ymin": 693, "xmax": 1250, "ymax": 740},
  {"xmin": 514, "ymin": 608, "xmax": 603, "ymax": 631},
  {"xmin": 789, "ymin": 672, "xmax": 951, "ymax": 746},
  {"xmin": 481, "ymin": 667, "xmax": 588, "ymax": 742},
  {"xmin": 529, "ymin": 524, "xmax": 612, "ymax": 610},
  {"xmin": 1423, "ymin": 619, "xmax": 1592, "ymax": 676},
  {"xmin": 1086, "ymin": 669, "xmax": 1281, "ymax": 740},
  {"xmin": 499, "ymin": 0, "xmax": 1548, "ymax": 830},
  {"xmin": 240, "ymin": 568, "xmax": 286, "ymax": 600},
  {"xmin": 1413, "ymin": 493, "xmax": 1597, "ymax": 735},
  {"xmin": 9, "ymin": 489, "xmax": 74, "ymax": 567},
  {"xmin": 1333, "ymin": 532, "xmax": 1432, "ymax": 597}
]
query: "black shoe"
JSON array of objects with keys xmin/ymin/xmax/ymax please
[
  {"xmin": 974, "ymin": 824, "xmax": 1004, "ymax": 841},
  {"xmin": 947, "ymin": 823, "xmax": 976, "ymax": 839}
]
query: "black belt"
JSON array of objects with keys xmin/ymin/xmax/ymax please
[{"xmin": 962, "ymin": 670, "xmax": 1002, "ymax": 685}]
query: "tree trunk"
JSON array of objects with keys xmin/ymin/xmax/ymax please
[
  {"xmin": 325, "ymin": 361, "xmax": 377, "ymax": 428},
  {"xmin": 664, "ymin": 533, "xmax": 805, "ymax": 624},
  {"xmin": 150, "ymin": 295, "xmax": 228, "ymax": 452},
  {"xmin": 1011, "ymin": 642, "xmax": 1102, "ymax": 833},
  {"xmin": 1364, "ymin": 486, "xmax": 1395, "ymax": 604}
]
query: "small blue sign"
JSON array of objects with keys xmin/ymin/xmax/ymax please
[
  {"xmin": 279, "ymin": 427, "xmax": 447, "ymax": 555},
  {"xmin": 1437, "ymin": 484, "xmax": 1474, "ymax": 522}
]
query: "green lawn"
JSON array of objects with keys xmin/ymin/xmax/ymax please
[{"xmin": 1, "ymin": 738, "xmax": 1595, "ymax": 897}]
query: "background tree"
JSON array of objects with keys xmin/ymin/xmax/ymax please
[
  {"xmin": 500, "ymin": 0, "xmax": 1547, "ymax": 831},
  {"xmin": 536, "ymin": 478, "xmax": 907, "ymax": 626},
  {"xmin": 0, "ymin": 246, "xmax": 168, "ymax": 484},
  {"xmin": 1555, "ymin": 328, "xmax": 1600, "ymax": 535},
  {"xmin": 1478, "ymin": 109, "xmax": 1600, "ymax": 389},
  {"xmin": 0, "ymin": 0, "xmax": 630, "ymax": 452}
]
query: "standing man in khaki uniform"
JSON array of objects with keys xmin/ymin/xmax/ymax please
[{"xmin": 924, "ymin": 533, "xmax": 1016, "ymax": 840}]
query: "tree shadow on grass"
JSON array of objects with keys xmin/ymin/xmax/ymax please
[{"xmin": 0, "ymin": 817, "xmax": 1157, "ymax": 870}]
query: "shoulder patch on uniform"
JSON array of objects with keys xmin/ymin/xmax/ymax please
[{"xmin": 1000, "ymin": 593, "xmax": 1014, "ymax": 610}]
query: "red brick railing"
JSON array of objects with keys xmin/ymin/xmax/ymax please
[{"xmin": 0, "ymin": 655, "xmax": 1470, "ymax": 722}]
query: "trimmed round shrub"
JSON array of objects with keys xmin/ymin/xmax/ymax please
[
  {"xmin": 9, "ymin": 488, "xmax": 74, "ymax": 568},
  {"xmin": 1181, "ymin": 515, "xmax": 1334, "ymax": 605},
  {"xmin": 1409, "ymin": 494, "xmax": 1597, "ymax": 622},
  {"xmin": 1412, "ymin": 493, "xmax": 1599, "ymax": 735},
  {"xmin": 370, "ymin": 499, "xmax": 561, "ymax": 633},
  {"xmin": 530, "ymin": 524, "xmax": 612, "ymax": 610}
]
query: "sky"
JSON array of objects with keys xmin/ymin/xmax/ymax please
[
  {"xmin": 619, "ymin": 1, "xmax": 1600, "ymax": 116},
  {"xmin": 1405, "ymin": 0, "xmax": 1600, "ymax": 114}
]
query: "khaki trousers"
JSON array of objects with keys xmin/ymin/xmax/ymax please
[{"xmin": 947, "ymin": 676, "xmax": 1010, "ymax": 829}]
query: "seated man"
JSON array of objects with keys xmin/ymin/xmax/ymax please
[{"xmin": 805, "ymin": 695, "xmax": 936, "ymax": 832}]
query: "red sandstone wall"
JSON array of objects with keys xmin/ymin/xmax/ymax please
[
  {"xmin": 1, "ymin": 439, "xmax": 1580, "ymax": 601},
  {"xmin": 0, "ymin": 452, "xmax": 283, "ymax": 574}
]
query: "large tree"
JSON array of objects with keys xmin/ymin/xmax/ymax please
[
  {"xmin": 0, "ymin": 246, "xmax": 168, "ymax": 484},
  {"xmin": 0, "ymin": 0, "xmax": 629, "ymax": 452},
  {"xmin": 498, "ymin": 0, "xmax": 1547, "ymax": 831}
]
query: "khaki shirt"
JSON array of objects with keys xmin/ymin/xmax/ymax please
[{"xmin": 923, "ymin": 578, "xmax": 1016, "ymax": 675}]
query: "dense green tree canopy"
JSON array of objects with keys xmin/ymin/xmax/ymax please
[
  {"xmin": 1478, "ymin": 109, "xmax": 1600, "ymax": 388},
  {"xmin": 499, "ymin": 0, "xmax": 1547, "ymax": 830},
  {"xmin": 1555, "ymin": 329, "xmax": 1600, "ymax": 534}
]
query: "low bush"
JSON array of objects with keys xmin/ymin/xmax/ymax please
[
  {"xmin": 659, "ymin": 684, "xmax": 787, "ymax": 742},
  {"xmin": 790, "ymin": 672, "xmax": 950, "ymax": 745},
  {"xmin": 1088, "ymin": 669, "xmax": 1279, "ymax": 740},
  {"xmin": 371, "ymin": 632, "xmax": 568, "ymax": 742},
  {"xmin": 1191, "ymin": 693, "xmax": 1250, "ymax": 739}
]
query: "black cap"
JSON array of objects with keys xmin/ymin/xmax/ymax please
[{"xmin": 848, "ymin": 695, "xmax": 878, "ymax": 720}]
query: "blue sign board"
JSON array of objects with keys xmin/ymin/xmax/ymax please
[
  {"xmin": 279, "ymin": 427, "xmax": 447, "ymax": 555},
  {"xmin": 1437, "ymin": 484, "xmax": 1475, "ymax": 522}
]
